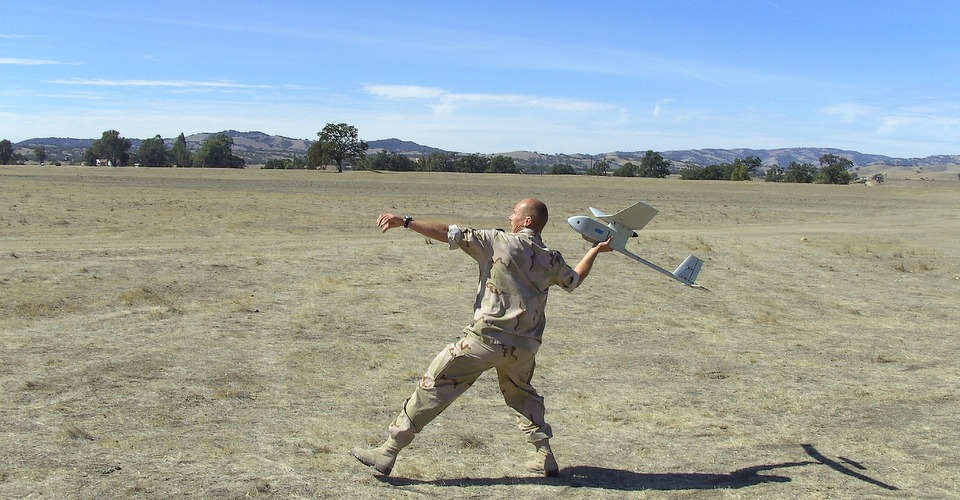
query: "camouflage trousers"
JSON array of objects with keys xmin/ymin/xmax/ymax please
[{"xmin": 388, "ymin": 332, "xmax": 553, "ymax": 448}]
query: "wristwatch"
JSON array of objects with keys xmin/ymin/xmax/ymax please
[{"xmin": 403, "ymin": 215, "xmax": 414, "ymax": 228}]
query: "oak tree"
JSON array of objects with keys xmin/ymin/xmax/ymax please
[{"xmin": 312, "ymin": 123, "xmax": 367, "ymax": 172}]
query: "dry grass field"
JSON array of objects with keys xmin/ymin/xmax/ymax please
[{"xmin": 1, "ymin": 166, "xmax": 958, "ymax": 498}]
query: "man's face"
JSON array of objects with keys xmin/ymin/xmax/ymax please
[{"xmin": 509, "ymin": 202, "xmax": 530, "ymax": 232}]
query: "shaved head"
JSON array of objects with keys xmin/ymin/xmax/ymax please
[{"xmin": 514, "ymin": 198, "xmax": 548, "ymax": 233}]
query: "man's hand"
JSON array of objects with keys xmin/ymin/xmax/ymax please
[
  {"xmin": 377, "ymin": 213, "xmax": 403, "ymax": 233},
  {"xmin": 595, "ymin": 237, "xmax": 614, "ymax": 252}
]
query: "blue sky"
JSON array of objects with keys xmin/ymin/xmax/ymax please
[{"xmin": 2, "ymin": 1, "xmax": 958, "ymax": 157}]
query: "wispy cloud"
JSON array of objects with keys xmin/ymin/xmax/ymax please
[
  {"xmin": 820, "ymin": 103, "xmax": 876, "ymax": 123},
  {"xmin": 764, "ymin": 1, "xmax": 793, "ymax": 15},
  {"xmin": 652, "ymin": 98, "xmax": 674, "ymax": 118},
  {"xmin": 878, "ymin": 113, "xmax": 960, "ymax": 137},
  {"xmin": 45, "ymin": 78, "xmax": 273, "ymax": 89},
  {"xmin": 819, "ymin": 91, "xmax": 960, "ymax": 154},
  {"xmin": 363, "ymin": 84, "xmax": 611, "ymax": 114},
  {"xmin": 364, "ymin": 85, "xmax": 447, "ymax": 100},
  {"xmin": 0, "ymin": 57, "xmax": 69, "ymax": 65}
]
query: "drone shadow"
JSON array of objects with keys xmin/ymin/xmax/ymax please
[{"xmin": 377, "ymin": 444, "xmax": 898, "ymax": 492}]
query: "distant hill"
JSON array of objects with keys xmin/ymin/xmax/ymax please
[
  {"xmin": 367, "ymin": 138, "xmax": 446, "ymax": 155},
  {"xmin": 648, "ymin": 148, "xmax": 959, "ymax": 169},
  {"xmin": 13, "ymin": 131, "xmax": 960, "ymax": 169},
  {"xmin": 182, "ymin": 131, "xmax": 313, "ymax": 164}
]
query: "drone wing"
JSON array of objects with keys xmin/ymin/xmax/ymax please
[{"xmin": 595, "ymin": 201, "xmax": 659, "ymax": 231}]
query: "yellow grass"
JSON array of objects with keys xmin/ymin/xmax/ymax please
[{"xmin": 1, "ymin": 166, "xmax": 958, "ymax": 498}]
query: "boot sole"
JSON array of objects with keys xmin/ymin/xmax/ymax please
[{"xmin": 350, "ymin": 449, "xmax": 392, "ymax": 476}]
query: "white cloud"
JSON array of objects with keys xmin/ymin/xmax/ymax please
[
  {"xmin": 362, "ymin": 84, "xmax": 611, "ymax": 114},
  {"xmin": 820, "ymin": 103, "xmax": 875, "ymax": 123},
  {"xmin": 45, "ymin": 78, "xmax": 272, "ymax": 89},
  {"xmin": 363, "ymin": 84, "xmax": 447, "ymax": 99},
  {"xmin": 0, "ymin": 57, "xmax": 67, "ymax": 65},
  {"xmin": 878, "ymin": 113, "xmax": 960, "ymax": 137},
  {"xmin": 652, "ymin": 98, "xmax": 674, "ymax": 118}
]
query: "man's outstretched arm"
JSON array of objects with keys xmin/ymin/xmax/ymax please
[
  {"xmin": 377, "ymin": 213, "xmax": 449, "ymax": 242},
  {"xmin": 573, "ymin": 238, "xmax": 613, "ymax": 285}
]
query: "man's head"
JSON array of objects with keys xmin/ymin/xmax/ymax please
[{"xmin": 510, "ymin": 198, "xmax": 548, "ymax": 234}]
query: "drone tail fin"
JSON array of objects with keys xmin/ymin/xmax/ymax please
[
  {"xmin": 672, "ymin": 254, "xmax": 704, "ymax": 287},
  {"xmin": 588, "ymin": 207, "xmax": 608, "ymax": 218}
]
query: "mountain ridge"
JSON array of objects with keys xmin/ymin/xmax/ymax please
[{"xmin": 12, "ymin": 131, "xmax": 959, "ymax": 168}]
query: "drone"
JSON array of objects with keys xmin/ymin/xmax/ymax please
[{"xmin": 568, "ymin": 201, "xmax": 707, "ymax": 290}]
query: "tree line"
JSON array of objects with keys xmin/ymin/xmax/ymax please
[
  {"xmin": 79, "ymin": 130, "xmax": 245, "ymax": 168},
  {"xmin": 60, "ymin": 123, "xmax": 368, "ymax": 170},
  {"xmin": 0, "ymin": 124, "xmax": 369, "ymax": 170},
  {"xmin": 1, "ymin": 123, "xmax": 861, "ymax": 184},
  {"xmin": 679, "ymin": 154, "xmax": 858, "ymax": 184}
]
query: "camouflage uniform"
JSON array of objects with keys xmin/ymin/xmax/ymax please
[{"xmin": 387, "ymin": 225, "xmax": 579, "ymax": 449}]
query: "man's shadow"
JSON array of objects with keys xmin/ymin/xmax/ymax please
[{"xmin": 378, "ymin": 444, "xmax": 898, "ymax": 492}]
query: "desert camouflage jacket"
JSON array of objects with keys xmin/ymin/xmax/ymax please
[{"xmin": 448, "ymin": 225, "xmax": 578, "ymax": 353}]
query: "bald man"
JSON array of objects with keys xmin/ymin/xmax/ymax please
[{"xmin": 352, "ymin": 198, "xmax": 612, "ymax": 477}]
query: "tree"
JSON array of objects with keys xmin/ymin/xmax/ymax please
[
  {"xmin": 34, "ymin": 145, "xmax": 47, "ymax": 164},
  {"xmin": 418, "ymin": 152, "xmax": 458, "ymax": 172},
  {"xmin": 703, "ymin": 164, "xmax": 733, "ymax": 180},
  {"xmin": 171, "ymin": 133, "xmax": 192, "ymax": 167},
  {"xmin": 83, "ymin": 148, "xmax": 97, "ymax": 166},
  {"xmin": 90, "ymin": 130, "xmax": 132, "ymax": 166},
  {"xmin": 549, "ymin": 163, "xmax": 577, "ymax": 175},
  {"xmin": 367, "ymin": 150, "xmax": 415, "ymax": 171},
  {"xmin": 679, "ymin": 165, "xmax": 704, "ymax": 180},
  {"xmin": 613, "ymin": 162, "xmax": 639, "ymax": 177},
  {"xmin": 316, "ymin": 123, "xmax": 367, "ymax": 172},
  {"xmin": 585, "ymin": 159, "xmax": 609, "ymax": 176},
  {"xmin": 640, "ymin": 150, "xmax": 671, "ymax": 178},
  {"xmin": 816, "ymin": 154, "xmax": 855, "ymax": 184},
  {"xmin": 306, "ymin": 141, "xmax": 325, "ymax": 169},
  {"xmin": 739, "ymin": 156, "xmax": 763, "ymax": 176},
  {"xmin": 263, "ymin": 157, "xmax": 308, "ymax": 169},
  {"xmin": 138, "ymin": 135, "xmax": 169, "ymax": 167},
  {"xmin": 427, "ymin": 152, "xmax": 459, "ymax": 172},
  {"xmin": 0, "ymin": 139, "xmax": 14, "ymax": 164},
  {"xmin": 193, "ymin": 133, "xmax": 245, "ymax": 168},
  {"xmin": 487, "ymin": 155, "xmax": 520, "ymax": 173},
  {"xmin": 679, "ymin": 157, "xmax": 762, "ymax": 181},
  {"xmin": 730, "ymin": 163, "xmax": 751, "ymax": 181},
  {"xmin": 784, "ymin": 161, "xmax": 817, "ymax": 183},
  {"xmin": 764, "ymin": 164, "xmax": 785, "ymax": 182},
  {"xmin": 264, "ymin": 158, "xmax": 286, "ymax": 169},
  {"xmin": 455, "ymin": 154, "xmax": 489, "ymax": 173}
]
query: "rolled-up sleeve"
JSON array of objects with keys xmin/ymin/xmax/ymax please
[
  {"xmin": 447, "ymin": 224, "xmax": 463, "ymax": 250},
  {"xmin": 449, "ymin": 226, "xmax": 496, "ymax": 264},
  {"xmin": 554, "ymin": 253, "xmax": 580, "ymax": 292}
]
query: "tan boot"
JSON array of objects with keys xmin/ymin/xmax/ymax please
[
  {"xmin": 526, "ymin": 439, "xmax": 559, "ymax": 477},
  {"xmin": 351, "ymin": 437, "xmax": 404, "ymax": 476}
]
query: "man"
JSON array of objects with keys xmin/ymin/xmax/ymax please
[{"xmin": 352, "ymin": 198, "xmax": 612, "ymax": 477}]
